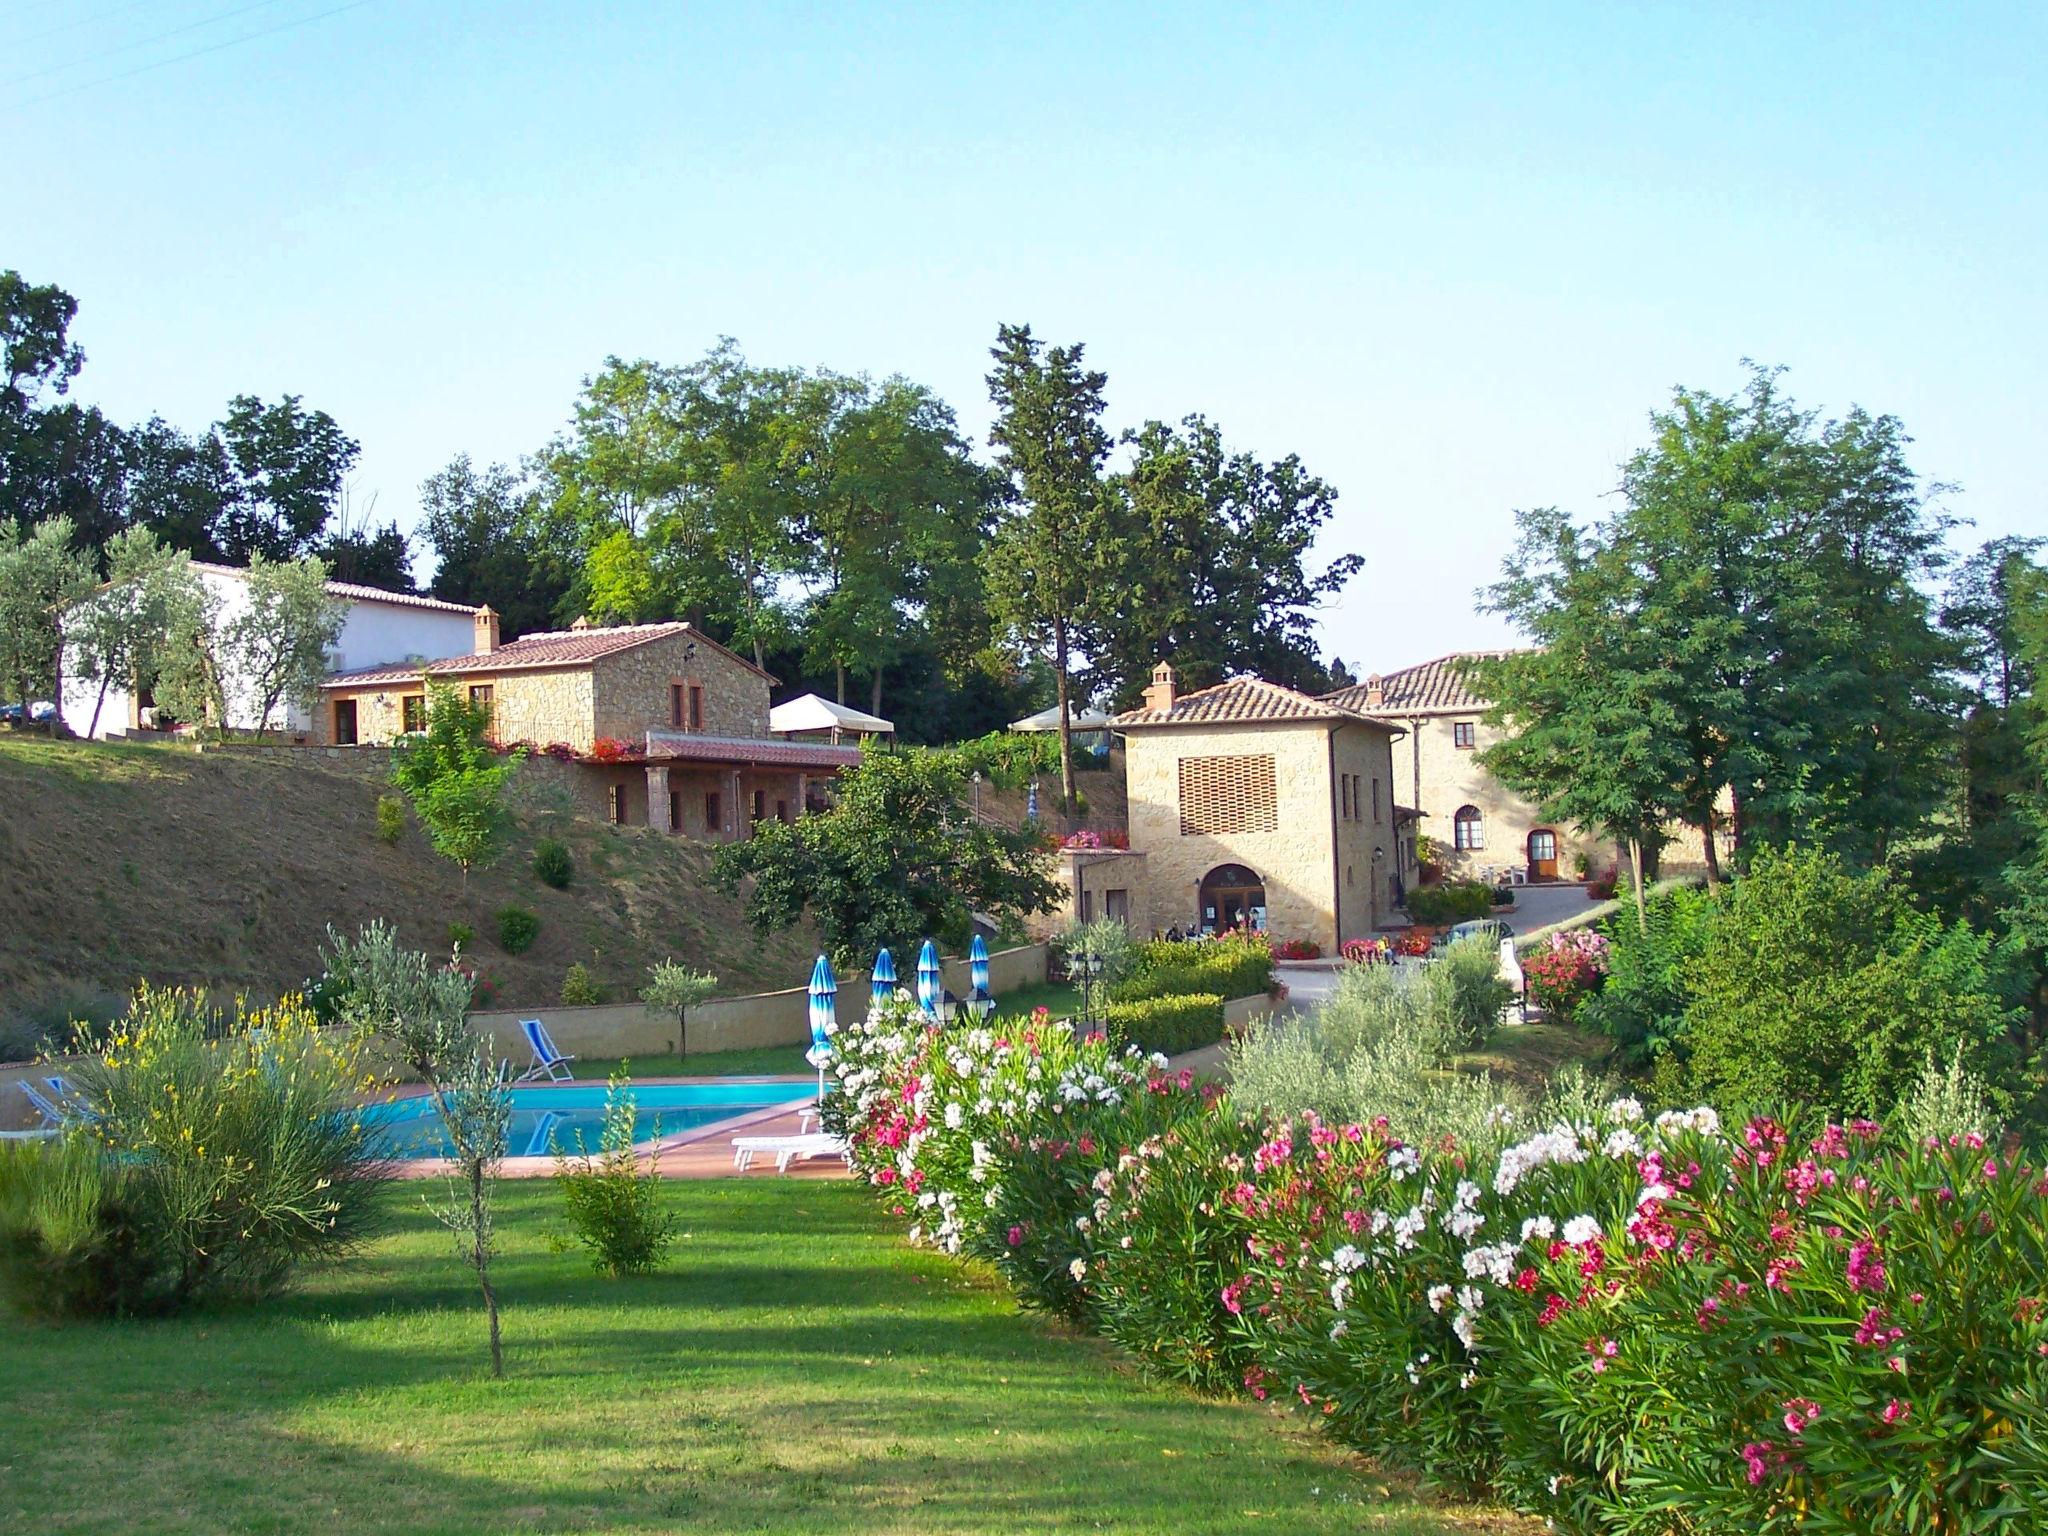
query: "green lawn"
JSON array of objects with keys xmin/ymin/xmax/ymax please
[{"xmin": 0, "ymin": 1183, "xmax": 1518, "ymax": 1535}]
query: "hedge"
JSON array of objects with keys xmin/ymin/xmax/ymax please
[
  {"xmin": 1105, "ymin": 991, "xmax": 1226, "ymax": 1056},
  {"xmin": 1112, "ymin": 936, "xmax": 1273, "ymax": 1006},
  {"xmin": 1404, "ymin": 880, "xmax": 1497, "ymax": 924}
]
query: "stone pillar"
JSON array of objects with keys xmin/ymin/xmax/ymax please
[
  {"xmin": 645, "ymin": 765, "xmax": 671, "ymax": 832},
  {"xmin": 795, "ymin": 773, "xmax": 809, "ymax": 819},
  {"xmin": 727, "ymin": 769, "xmax": 742, "ymax": 840}
]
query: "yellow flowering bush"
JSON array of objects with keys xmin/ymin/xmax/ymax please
[{"xmin": 0, "ymin": 986, "xmax": 388, "ymax": 1317}]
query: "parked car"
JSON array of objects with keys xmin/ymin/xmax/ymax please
[
  {"xmin": 1435, "ymin": 918, "xmax": 1514, "ymax": 953},
  {"xmin": 0, "ymin": 701, "xmax": 57, "ymax": 725}
]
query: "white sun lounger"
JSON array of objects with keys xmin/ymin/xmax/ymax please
[{"xmin": 730, "ymin": 1133, "xmax": 847, "ymax": 1173}]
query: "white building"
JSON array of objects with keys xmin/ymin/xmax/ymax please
[{"xmin": 61, "ymin": 562, "xmax": 484, "ymax": 740}]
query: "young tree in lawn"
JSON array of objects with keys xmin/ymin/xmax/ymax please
[
  {"xmin": 984, "ymin": 324, "xmax": 1114, "ymax": 814},
  {"xmin": 220, "ymin": 553, "xmax": 345, "ymax": 734},
  {"xmin": 67, "ymin": 528, "xmax": 198, "ymax": 737},
  {"xmin": 642, "ymin": 961, "xmax": 719, "ymax": 1060},
  {"xmin": 320, "ymin": 923, "xmax": 511, "ymax": 1377},
  {"xmin": 710, "ymin": 745, "xmax": 1061, "ymax": 965},
  {"xmin": 0, "ymin": 515, "xmax": 94, "ymax": 729},
  {"xmin": 391, "ymin": 682, "xmax": 526, "ymax": 888}
]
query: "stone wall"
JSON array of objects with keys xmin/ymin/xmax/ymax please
[
  {"xmin": 1123, "ymin": 721, "xmax": 1343, "ymax": 952},
  {"xmin": 1391, "ymin": 712, "xmax": 1609, "ymax": 879},
  {"xmin": 317, "ymin": 667, "xmax": 598, "ymax": 751},
  {"xmin": 593, "ymin": 630, "xmax": 771, "ymax": 743},
  {"xmin": 1028, "ymin": 848, "xmax": 1152, "ymax": 938}
]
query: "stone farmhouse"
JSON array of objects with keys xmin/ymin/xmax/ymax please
[
  {"xmin": 316, "ymin": 610, "xmax": 860, "ymax": 839},
  {"xmin": 60, "ymin": 561, "xmax": 484, "ymax": 740},
  {"xmin": 1094, "ymin": 664, "xmax": 1411, "ymax": 954},
  {"xmin": 1328, "ymin": 651, "xmax": 1605, "ymax": 882}
]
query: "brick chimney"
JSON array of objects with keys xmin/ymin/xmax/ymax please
[
  {"xmin": 1364, "ymin": 673, "xmax": 1384, "ymax": 709},
  {"xmin": 1142, "ymin": 661, "xmax": 1177, "ymax": 713},
  {"xmin": 473, "ymin": 604, "xmax": 500, "ymax": 656}
]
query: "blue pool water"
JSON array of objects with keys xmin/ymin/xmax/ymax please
[{"xmin": 364, "ymin": 1080, "xmax": 814, "ymax": 1160}]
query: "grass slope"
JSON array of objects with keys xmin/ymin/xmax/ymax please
[
  {"xmin": 0, "ymin": 1182, "xmax": 1523, "ymax": 1536},
  {"xmin": 0, "ymin": 736, "xmax": 816, "ymax": 1016}
]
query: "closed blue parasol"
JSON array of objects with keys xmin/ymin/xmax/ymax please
[
  {"xmin": 870, "ymin": 948, "xmax": 898, "ymax": 1011},
  {"xmin": 969, "ymin": 933, "xmax": 992, "ymax": 1010},
  {"xmin": 916, "ymin": 938, "xmax": 943, "ymax": 1019},
  {"xmin": 1026, "ymin": 780, "xmax": 1040, "ymax": 820},
  {"xmin": 806, "ymin": 953, "xmax": 836, "ymax": 1104}
]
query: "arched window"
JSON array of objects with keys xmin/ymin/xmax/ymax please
[
  {"xmin": 1453, "ymin": 805, "xmax": 1484, "ymax": 851},
  {"xmin": 1198, "ymin": 863, "xmax": 1267, "ymax": 934}
]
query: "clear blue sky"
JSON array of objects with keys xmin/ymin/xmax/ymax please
[{"xmin": 7, "ymin": 1, "xmax": 2043, "ymax": 674}]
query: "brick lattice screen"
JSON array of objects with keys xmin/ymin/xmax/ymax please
[{"xmin": 1176, "ymin": 753, "xmax": 1279, "ymax": 836}]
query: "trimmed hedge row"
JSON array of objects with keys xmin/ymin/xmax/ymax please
[
  {"xmin": 1112, "ymin": 936, "xmax": 1273, "ymax": 1006},
  {"xmin": 1404, "ymin": 880, "xmax": 1497, "ymax": 924},
  {"xmin": 1106, "ymin": 991, "xmax": 1225, "ymax": 1056}
]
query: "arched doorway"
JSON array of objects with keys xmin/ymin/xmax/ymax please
[
  {"xmin": 1527, "ymin": 827, "xmax": 1558, "ymax": 880},
  {"xmin": 1199, "ymin": 863, "xmax": 1266, "ymax": 935}
]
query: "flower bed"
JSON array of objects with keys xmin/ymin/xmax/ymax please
[
  {"xmin": 1522, "ymin": 929, "xmax": 1609, "ymax": 1018},
  {"xmin": 825, "ymin": 998, "xmax": 2048, "ymax": 1533},
  {"xmin": 1269, "ymin": 938, "xmax": 1323, "ymax": 961}
]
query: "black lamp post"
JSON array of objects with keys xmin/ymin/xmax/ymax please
[{"xmin": 1067, "ymin": 945, "xmax": 1107, "ymax": 1032}]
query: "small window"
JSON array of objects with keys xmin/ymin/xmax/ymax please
[
  {"xmin": 776, "ymin": 798, "xmax": 789, "ymax": 822},
  {"xmin": 1371, "ymin": 777, "xmax": 1380, "ymax": 819},
  {"xmin": 468, "ymin": 684, "xmax": 493, "ymax": 722},
  {"xmin": 608, "ymin": 784, "xmax": 628, "ymax": 825},
  {"xmin": 752, "ymin": 789, "xmax": 766, "ymax": 821},
  {"xmin": 1105, "ymin": 888, "xmax": 1129, "ymax": 923},
  {"xmin": 670, "ymin": 683, "xmax": 686, "ymax": 729},
  {"xmin": 689, "ymin": 684, "xmax": 705, "ymax": 732},
  {"xmin": 1080, "ymin": 889, "xmax": 1094, "ymax": 922},
  {"xmin": 1454, "ymin": 721, "xmax": 1477, "ymax": 750},
  {"xmin": 1340, "ymin": 775, "xmax": 1351, "ymax": 820},
  {"xmin": 704, "ymin": 790, "xmax": 721, "ymax": 832},
  {"xmin": 668, "ymin": 790, "xmax": 682, "ymax": 832},
  {"xmin": 1454, "ymin": 804, "xmax": 1484, "ymax": 850},
  {"xmin": 401, "ymin": 694, "xmax": 427, "ymax": 733}
]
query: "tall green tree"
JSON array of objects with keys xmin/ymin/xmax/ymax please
[
  {"xmin": 1486, "ymin": 367, "xmax": 1962, "ymax": 877},
  {"xmin": 210, "ymin": 395, "xmax": 362, "ymax": 564},
  {"xmin": 710, "ymin": 746, "xmax": 1061, "ymax": 964},
  {"xmin": 391, "ymin": 683, "xmax": 526, "ymax": 886},
  {"xmin": 419, "ymin": 455, "xmax": 573, "ymax": 640},
  {"xmin": 1474, "ymin": 510, "xmax": 1694, "ymax": 929},
  {"xmin": 1092, "ymin": 414, "xmax": 1360, "ymax": 706},
  {"xmin": 0, "ymin": 515, "xmax": 95, "ymax": 725},
  {"xmin": 984, "ymin": 324, "xmax": 1113, "ymax": 813},
  {"xmin": 0, "ymin": 272, "xmax": 125, "ymax": 553}
]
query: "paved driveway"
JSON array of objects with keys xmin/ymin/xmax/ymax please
[{"xmin": 1498, "ymin": 882, "xmax": 1600, "ymax": 934}]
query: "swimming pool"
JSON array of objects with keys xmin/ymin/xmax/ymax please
[{"xmin": 364, "ymin": 1080, "xmax": 815, "ymax": 1160}]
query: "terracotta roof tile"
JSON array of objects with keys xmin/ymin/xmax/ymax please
[
  {"xmin": 643, "ymin": 732, "xmax": 863, "ymax": 770},
  {"xmin": 323, "ymin": 623, "xmax": 698, "ymax": 688},
  {"xmin": 1326, "ymin": 651, "xmax": 1521, "ymax": 715},
  {"xmin": 1112, "ymin": 676, "xmax": 1389, "ymax": 729}
]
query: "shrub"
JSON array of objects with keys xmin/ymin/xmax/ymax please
[
  {"xmin": 1575, "ymin": 884, "xmax": 1714, "ymax": 1063},
  {"xmin": 561, "ymin": 962, "xmax": 604, "ymax": 1006},
  {"xmin": 0, "ymin": 988, "xmax": 383, "ymax": 1317},
  {"xmin": 553, "ymin": 1071, "xmax": 677, "ymax": 1277},
  {"xmin": 496, "ymin": 905, "xmax": 540, "ymax": 954},
  {"xmin": 1520, "ymin": 930, "xmax": 1610, "ymax": 1020},
  {"xmin": 1057, "ymin": 917, "xmax": 1138, "ymax": 987},
  {"xmin": 1681, "ymin": 847, "xmax": 2019, "ymax": 1117},
  {"xmin": 532, "ymin": 836, "xmax": 574, "ymax": 889},
  {"xmin": 374, "ymin": 793, "xmax": 406, "ymax": 844},
  {"xmin": 1270, "ymin": 937, "xmax": 1322, "ymax": 960},
  {"xmin": 1405, "ymin": 881, "xmax": 1497, "ymax": 924},
  {"xmin": 1106, "ymin": 992, "xmax": 1225, "ymax": 1056},
  {"xmin": 1438, "ymin": 935, "xmax": 1513, "ymax": 1045},
  {"xmin": 447, "ymin": 921, "xmax": 474, "ymax": 950},
  {"xmin": 1113, "ymin": 933, "xmax": 1273, "ymax": 1005}
]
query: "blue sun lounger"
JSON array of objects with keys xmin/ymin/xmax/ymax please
[{"xmin": 516, "ymin": 1018, "xmax": 576, "ymax": 1083}]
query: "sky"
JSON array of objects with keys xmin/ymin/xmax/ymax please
[{"xmin": 6, "ymin": 1, "xmax": 2044, "ymax": 677}]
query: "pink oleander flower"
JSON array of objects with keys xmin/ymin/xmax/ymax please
[
  {"xmin": 1220, "ymin": 1280, "xmax": 1246, "ymax": 1316},
  {"xmin": 1847, "ymin": 1239, "xmax": 1887, "ymax": 1294},
  {"xmin": 1697, "ymin": 1296, "xmax": 1721, "ymax": 1329},
  {"xmin": 1782, "ymin": 1397, "xmax": 1820, "ymax": 1437},
  {"xmin": 1811, "ymin": 1123, "xmax": 1849, "ymax": 1160},
  {"xmin": 1585, "ymin": 1337, "xmax": 1618, "ymax": 1373},
  {"xmin": 1882, "ymin": 1398, "xmax": 1911, "ymax": 1424},
  {"xmin": 1006, "ymin": 1225, "xmax": 1024, "ymax": 1248},
  {"xmin": 1854, "ymin": 1306, "xmax": 1904, "ymax": 1347},
  {"xmin": 1741, "ymin": 1441, "xmax": 1778, "ymax": 1486}
]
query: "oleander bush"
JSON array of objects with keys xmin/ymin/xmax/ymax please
[
  {"xmin": 827, "ymin": 981, "xmax": 2048, "ymax": 1533},
  {"xmin": 1521, "ymin": 929, "xmax": 1610, "ymax": 1019},
  {"xmin": 0, "ymin": 988, "xmax": 384, "ymax": 1318},
  {"xmin": 1105, "ymin": 991, "xmax": 1225, "ymax": 1056}
]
